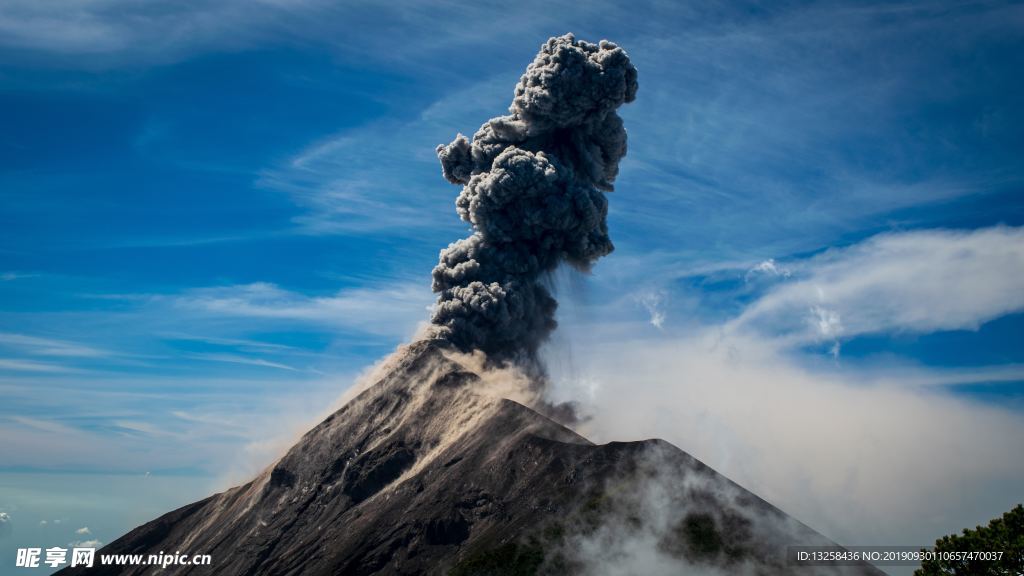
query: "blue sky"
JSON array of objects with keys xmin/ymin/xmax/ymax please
[{"xmin": 1, "ymin": 0, "xmax": 1023, "ymax": 571}]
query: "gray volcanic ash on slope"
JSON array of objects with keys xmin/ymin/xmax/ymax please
[
  {"xmin": 59, "ymin": 36, "xmax": 882, "ymax": 576},
  {"xmin": 431, "ymin": 34, "xmax": 636, "ymax": 363},
  {"xmin": 61, "ymin": 342, "xmax": 880, "ymax": 576}
]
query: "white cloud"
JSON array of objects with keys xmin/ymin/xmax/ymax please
[
  {"xmin": 0, "ymin": 366, "xmax": 365, "ymax": 477},
  {"xmin": 544, "ymin": 224, "xmax": 1024, "ymax": 555},
  {"xmin": 635, "ymin": 290, "xmax": 668, "ymax": 329},
  {"xmin": 0, "ymin": 333, "xmax": 108, "ymax": 358},
  {"xmin": 0, "ymin": 0, "xmax": 613, "ymax": 69},
  {"xmin": 0, "ymin": 0, "xmax": 317, "ymax": 65},
  {"xmin": 186, "ymin": 353, "xmax": 302, "ymax": 373},
  {"xmin": 861, "ymin": 363, "xmax": 1024, "ymax": 388},
  {"xmin": 0, "ymin": 359, "xmax": 78, "ymax": 373},
  {"xmin": 258, "ymin": 74, "xmax": 509, "ymax": 235},
  {"xmin": 1, "ymin": 272, "xmax": 37, "ymax": 281},
  {"xmin": 733, "ymin": 226, "xmax": 1024, "ymax": 346},
  {"xmin": 745, "ymin": 258, "xmax": 791, "ymax": 282},
  {"xmin": 75, "ymin": 526, "xmax": 90, "ymax": 535},
  {"xmin": 158, "ymin": 333, "xmax": 297, "ymax": 352},
  {"xmin": 613, "ymin": 2, "xmax": 1023, "ymax": 264},
  {"xmin": 0, "ymin": 334, "xmax": 111, "ymax": 375},
  {"xmin": 549, "ymin": 327, "xmax": 1024, "ymax": 553},
  {"xmin": 112, "ymin": 420, "xmax": 175, "ymax": 438},
  {"xmin": 171, "ymin": 281, "xmax": 433, "ymax": 340}
]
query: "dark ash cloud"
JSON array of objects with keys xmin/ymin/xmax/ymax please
[{"xmin": 430, "ymin": 33, "xmax": 638, "ymax": 362}]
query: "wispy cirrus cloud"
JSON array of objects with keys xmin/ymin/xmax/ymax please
[
  {"xmin": 744, "ymin": 259, "xmax": 791, "ymax": 282},
  {"xmin": 611, "ymin": 1, "xmax": 1024, "ymax": 261},
  {"xmin": 8, "ymin": 416, "xmax": 82, "ymax": 435},
  {"xmin": 161, "ymin": 333, "xmax": 298, "ymax": 352},
  {"xmin": 0, "ymin": 367, "xmax": 359, "ymax": 476},
  {"xmin": 185, "ymin": 352, "xmax": 304, "ymax": 373},
  {"xmin": 0, "ymin": 274, "xmax": 435, "ymax": 384},
  {"xmin": 732, "ymin": 226, "xmax": 1024, "ymax": 347},
  {"xmin": 257, "ymin": 74, "xmax": 510, "ymax": 235},
  {"xmin": 169, "ymin": 280, "xmax": 433, "ymax": 339},
  {"xmin": 0, "ymin": 0, "xmax": 619, "ymax": 70},
  {"xmin": 0, "ymin": 0, "xmax": 322, "ymax": 66},
  {"xmin": 1, "ymin": 271, "xmax": 38, "ymax": 281},
  {"xmin": 96, "ymin": 0, "xmax": 1013, "ymax": 249},
  {"xmin": 0, "ymin": 333, "xmax": 109, "ymax": 358},
  {"xmin": 0, "ymin": 358, "xmax": 80, "ymax": 373},
  {"xmin": 0, "ymin": 331, "xmax": 155, "ymax": 374},
  {"xmin": 545, "ymin": 225, "xmax": 1024, "ymax": 556}
]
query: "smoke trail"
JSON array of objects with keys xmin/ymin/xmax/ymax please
[{"xmin": 430, "ymin": 33, "xmax": 638, "ymax": 363}]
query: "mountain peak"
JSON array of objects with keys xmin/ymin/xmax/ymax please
[{"xmin": 61, "ymin": 340, "xmax": 880, "ymax": 575}]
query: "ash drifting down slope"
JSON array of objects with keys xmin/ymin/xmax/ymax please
[
  {"xmin": 60, "ymin": 36, "xmax": 882, "ymax": 575},
  {"xmin": 61, "ymin": 341, "xmax": 880, "ymax": 576}
]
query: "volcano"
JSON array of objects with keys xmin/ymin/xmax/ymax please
[
  {"xmin": 60, "ymin": 340, "xmax": 881, "ymax": 575},
  {"xmin": 62, "ymin": 34, "xmax": 883, "ymax": 576}
]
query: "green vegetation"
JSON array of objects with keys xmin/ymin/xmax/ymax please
[{"xmin": 915, "ymin": 504, "xmax": 1023, "ymax": 575}]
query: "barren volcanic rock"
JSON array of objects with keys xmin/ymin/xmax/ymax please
[{"xmin": 60, "ymin": 340, "xmax": 881, "ymax": 575}]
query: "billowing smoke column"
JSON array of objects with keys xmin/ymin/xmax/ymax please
[{"xmin": 430, "ymin": 34, "xmax": 638, "ymax": 362}]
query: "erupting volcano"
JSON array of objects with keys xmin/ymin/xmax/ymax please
[{"xmin": 61, "ymin": 35, "xmax": 881, "ymax": 576}]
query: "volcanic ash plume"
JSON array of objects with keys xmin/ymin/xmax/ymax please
[{"xmin": 430, "ymin": 33, "xmax": 638, "ymax": 362}]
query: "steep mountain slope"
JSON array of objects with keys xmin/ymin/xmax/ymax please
[{"xmin": 61, "ymin": 340, "xmax": 881, "ymax": 575}]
